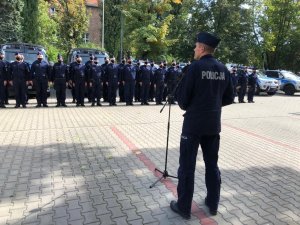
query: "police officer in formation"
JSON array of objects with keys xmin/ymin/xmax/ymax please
[
  {"xmin": 162, "ymin": 61, "xmax": 168, "ymax": 101},
  {"xmin": 70, "ymin": 56, "xmax": 86, "ymax": 107},
  {"xmin": 134, "ymin": 61, "xmax": 141, "ymax": 102},
  {"xmin": 139, "ymin": 60, "xmax": 152, "ymax": 105},
  {"xmin": 153, "ymin": 62, "xmax": 165, "ymax": 105},
  {"xmin": 230, "ymin": 66, "xmax": 238, "ymax": 103},
  {"xmin": 31, "ymin": 52, "xmax": 51, "ymax": 107},
  {"xmin": 69, "ymin": 57, "xmax": 78, "ymax": 103},
  {"xmin": 85, "ymin": 54, "xmax": 94, "ymax": 102},
  {"xmin": 237, "ymin": 66, "xmax": 248, "ymax": 103},
  {"xmin": 0, "ymin": 52, "xmax": 9, "ymax": 108},
  {"xmin": 118, "ymin": 59, "xmax": 126, "ymax": 102},
  {"xmin": 170, "ymin": 32, "xmax": 234, "ymax": 219},
  {"xmin": 10, "ymin": 52, "xmax": 31, "ymax": 108},
  {"xmin": 149, "ymin": 61, "xmax": 157, "ymax": 102},
  {"xmin": 51, "ymin": 54, "xmax": 68, "ymax": 107},
  {"xmin": 89, "ymin": 57, "xmax": 104, "ymax": 106},
  {"xmin": 247, "ymin": 67, "xmax": 257, "ymax": 103},
  {"xmin": 101, "ymin": 57, "xmax": 109, "ymax": 102},
  {"xmin": 165, "ymin": 61, "xmax": 178, "ymax": 104},
  {"xmin": 123, "ymin": 58, "xmax": 136, "ymax": 105},
  {"xmin": 105, "ymin": 57, "xmax": 119, "ymax": 106}
]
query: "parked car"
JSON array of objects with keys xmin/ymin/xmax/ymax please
[
  {"xmin": 256, "ymin": 71, "xmax": 279, "ymax": 95},
  {"xmin": 265, "ymin": 70, "xmax": 300, "ymax": 95},
  {"xmin": 1, "ymin": 43, "xmax": 51, "ymax": 98},
  {"xmin": 67, "ymin": 48, "xmax": 108, "ymax": 64}
]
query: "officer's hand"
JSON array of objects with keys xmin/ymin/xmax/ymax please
[
  {"xmin": 10, "ymin": 81, "xmax": 13, "ymax": 86},
  {"xmin": 73, "ymin": 83, "xmax": 75, "ymax": 87},
  {"xmin": 154, "ymin": 84, "xmax": 156, "ymax": 88},
  {"xmin": 85, "ymin": 82, "xmax": 87, "ymax": 87},
  {"xmin": 4, "ymin": 81, "xmax": 7, "ymax": 86},
  {"xmin": 139, "ymin": 82, "xmax": 142, "ymax": 86},
  {"xmin": 26, "ymin": 81, "xmax": 29, "ymax": 86},
  {"xmin": 66, "ymin": 82, "xmax": 68, "ymax": 86},
  {"xmin": 90, "ymin": 82, "xmax": 92, "ymax": 87}
]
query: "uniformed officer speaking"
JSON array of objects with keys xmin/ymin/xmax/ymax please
[{"xmin": 170, "ymin": 32, "xmax": 234, "ymax": 219}]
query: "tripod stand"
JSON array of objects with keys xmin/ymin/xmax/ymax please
[{"xmin": 149, "ymin": 75, "xmax": 185, "ymax": 188}]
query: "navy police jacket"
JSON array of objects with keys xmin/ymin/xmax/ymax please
[
  {"xmin": 0, "ymin": 60, "xmax": 9, "ymax": 81},
  {"xmin": 139, "ymin": 65, "xmax": 152, "ymax": 82},
  {"xmin": 51, "ymin": 62, "xmax": 68, "ymax": 81},
  {"xmin": 89, "ymin": 64, "xmax": 104, "ymax": 83},
  {"xmin": 153, "ymin": 68, "xmax": 165, "ymax": 84},
  {"xmin": 123, "ymin": 64, "xmax": 136, "ymax": 82},
  {"xmin": 71, "ymin": 63, "xmax": 86, "ymax": 83},
  {"xmin": 31, "ymin": 60, "xmax": 50, "ymax": 80},
  {"xmin": 247, "ymin": 73, "xmax": 257, "ymax": 87},
  {"xmin": 10, "ymin": 61, "xmax": 30, "ymax": 81},
  {"xmin": 105, "ymin": 63, "xmax": 119, "ymax": 83},
  {"xmin": 176, "ymin": 54, "xmax": 234, "ymax": 135}
]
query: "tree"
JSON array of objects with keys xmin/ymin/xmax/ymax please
[
  {"xmin": 22, "ymin": 0, "xmax": 39, "ymax": 43},
  {"xmin": 53, "ymin": 0, "xmax": 89, "ymax": 52},
  {"xmin": 0, "ymin": 0, "xmax": 24, "ymax": 43},
  {"xmin": 123, "ymin": 0, "xmax": 180, "ymax": 61}
]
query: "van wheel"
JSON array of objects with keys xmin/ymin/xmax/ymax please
[
  {"xmin": 284, "ymin": 85, "xmax": 295, "ymax": 95},
  {"xmin": 267, "ymin": 92, "xmax": 275, "ymax": 96}
]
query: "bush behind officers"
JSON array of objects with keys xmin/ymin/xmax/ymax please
[{"xmin": 170, "ymin": 32, "xmax": 234, "ymax": 219}]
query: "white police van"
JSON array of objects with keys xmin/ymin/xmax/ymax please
[{"xmin": 256, "ymin": 71, "xmax": 279, "ymax": 95}]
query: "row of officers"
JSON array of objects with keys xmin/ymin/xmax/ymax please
[
  {"xmin": 0, "ymin": 51, "xmax": 188, "ymax": 108},
  {"xmin": 230, "ymin": 66, "xmax": 258, "ymax": 103}
]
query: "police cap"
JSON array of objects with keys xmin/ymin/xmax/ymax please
[{"xmin": 197, "ymin": 32, "xmax": 220, "ymax": 48}]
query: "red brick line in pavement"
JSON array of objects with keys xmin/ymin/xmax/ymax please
[
  {"xmin": 111, "ymin": 126, "xmax": 217, "ymax": 225},
  {"xmin": 223, "ymin": 123, "xmax": 300, "ymax": 152}
]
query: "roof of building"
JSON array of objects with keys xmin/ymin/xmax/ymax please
[{"xmin": 85, "ymin": 0, "xmax": 99, "ymax": 7}]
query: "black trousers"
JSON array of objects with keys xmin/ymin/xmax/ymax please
[
  {"xmin": 238, "ymin": 85, "xmax": 247, "ymax": 102},
  {"xmin": 91, "ymin": 81, "xmax": 102, "ymax": 103},
  {"xmin": 135, "ymin": 82, "xmax": 141, "ymax": 101},
  {"xmin": 167, "ymin": 81, "xmax": 176, "ymax": 103},
  {"xmin": 34, "ymin": 78, "xmax": 48, "ymax": 105},
  {"xmin": 108, "ymin": 82, "xmax": 118, "ymax": 104},
  {"xmin": 149, "ymin": 82, "xmax": 155, "ymax": 101},
  {"xmin": 14, "ymin": 80, "xmax": 26, "ymax": 106},
  {"xmin": 54, "ymin": 79, "xmax": 66, "ymax": 105},
  {"xmin": 247, "ymin": 85, "xmax": 255, "ymax": 102},
  {"xmin": 0, "ymin": 80, "xmax": 5, "ymax": 105},
  {"xmin": 141, "ymin": 81, "xmax": 150, "ymax": 104},
  {"xmin": 119, "ymin": 82, "xmax": 125, "ymax": 102},
  {"xmin": 75, "ymin": 80, "xmax": 85, "ymax": 105},
  {"xmin": 102, "ymin": 83, "xmax": 108, "ymax": 102},
  {"xmin": 177, "ymin": 133, "xmax": 221, "ymax": 214},
  {"xmin": 125, "ymin": 81, "xmax": 135, "ymax": 104},
  {"xmin": 155, "ymin": 82, "xmax": 164, "ymax": 103}
]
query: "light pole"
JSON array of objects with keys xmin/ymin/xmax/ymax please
[{"xmin": 102, "ymin": 0, "xmax": 105, "ymax": 49}]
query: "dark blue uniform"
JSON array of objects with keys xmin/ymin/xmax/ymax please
[
  {"xmin": 10, "ymin": 61, "xmax": 30, "ymax": 107},
  {"xmin": 31, "ymin": 60, "xmax": 50, "ymax": 106},
  {"xmin": 52, "ymin": 62, "xmax": 68, "ymax": 106},
  {"xmin": 176, "ymin": 54, "xmax": 234, "ymax": 216},
  {"xmin": 230, "ymin": 70, "xmax": 238, "ymax": 101},
  {"xmin": 118, "ymin": 62, "xmax": 126, "ymax": 102},
  {"xmin": 101, "ymin": 61, "xmax": 109, "ymax": 102},
  {"xmin": 0, "ymin": 59, "xmax": 9, "ymax": 107},
  {"xmin": 69, "ymin": 61, "xmax": 77, "ymax": 103},
  {"xmin": 237, "ymin": 69, "xmax": 248, "ymax": 103},
  {"xmin": 89, "ymin": 64, "xmax": 104, "ymax": 106},
  {"xmin": 105, "ymin": 63, "xmax": 119, "ymax": 105},
  {"xmin": 139, "ymin": 64, "xmax": 152, "ymax": 105},
  {"xmin": 71, "ymin": 63, "xmax": 86, "ymax": 106},
  {"xmin": 85, "ymin": 60, "xmax": 94, "ymax": 102},
  {"xmin": 149, "ymin": 64, "xmax": 156, "ymax": 101},
  {"xmin": 247, "ymin": 72, "xmax": 257, "ymax": 103},
  {"xmin": 162, "ymin": 66, "xmax": 168, "ymax": 101},
  {"xmin": 123, "ymin": 64, "xmax": 136, "ymax": 105},
  {"xmin": 165, "ymin": 66, "xmax": 177, "ymax": 103},
  {"xmin": 134, "ymin": 64, "xmax": 141, "ymax": 102},
  {"xmin": 153, "ymin": 67, "xmax": 165, "ymax": 104}
]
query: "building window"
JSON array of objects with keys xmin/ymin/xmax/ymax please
[{"xmin": 83, "ymin": 33, "xmax": 90, "ymax": 43}]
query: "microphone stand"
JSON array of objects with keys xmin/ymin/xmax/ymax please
[{"xmin": 149, "ymin": 74, "xmax": 185, "ymax": 188}]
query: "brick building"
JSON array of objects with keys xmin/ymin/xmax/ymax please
[{"xmin": 85, "ymin": 0, "xmax": 103, "ymax": 46}]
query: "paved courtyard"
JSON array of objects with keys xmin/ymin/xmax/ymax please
[{"xmin": 0, "ymin": 92, "xmax": 300, "ymax": 225}]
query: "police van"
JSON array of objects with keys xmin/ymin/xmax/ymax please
[
  {"xmin": 265, "ymin": 70, "xmax": 300, "ymax": 95},
  {"xmin": 1, "ymin": 43, "xmax": 50, "ymax": 97},
  {"xmin": 67, "ymin": 48, "xmax": 108, "ymax": 64},
  {"xmin": 255, "ymin": 71, "xmax": 279, "ymax": 95}
]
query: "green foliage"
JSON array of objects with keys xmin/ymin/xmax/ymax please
[
  {"xmin": 22, "ymin": 0, "xmax": 39, "ymax": 43},
  {"xmin": 54, "ymin": 0, "xmax": 89, "ymax": 52},
  {"xmin": 0, "ymin": 0, "xmax": 24, "ymax": 43}
]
